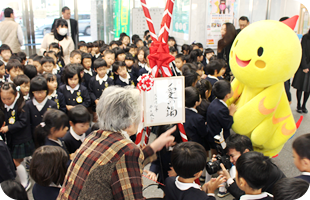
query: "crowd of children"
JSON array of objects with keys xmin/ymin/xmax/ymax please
[{"xmin": 0, "ymin": 31, "xmax": 309, "ymax": 200}]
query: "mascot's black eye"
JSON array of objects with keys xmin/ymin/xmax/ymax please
[{"xmin": 258, "ymin": 47, "xmax": 263, "ymax": 57}]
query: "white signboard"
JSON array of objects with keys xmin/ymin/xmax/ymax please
[{"xmin": 144, "ymin": 76, "xmax": 185, "ymax": 127}]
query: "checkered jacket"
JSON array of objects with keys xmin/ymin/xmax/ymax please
[{"xmin": 57, "ymin": 130, "xmax": 155, "ymax": 200}]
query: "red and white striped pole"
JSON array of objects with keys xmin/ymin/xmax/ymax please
[
  {"xmin": 140, "ymin": 0, "xmax": 158, "ymax": 42},
  {"xmin": 158, "ymin": 0, "xmax": 175, "ymax": 43}
]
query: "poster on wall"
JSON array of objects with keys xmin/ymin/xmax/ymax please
[
  {"xmin": 144, "ymin": 76, "xmax": 185, "ymax": 127},
  {"xmin": 113, "ymin": 0, "xmax": 131, "ymax": 39},
  {"xmin": 171, "ymin": 0, "xmax": 190, "ymax": 41},
  {"xmin": 206, "ymin": 0, "xmax": 238, "ymax": 48}
]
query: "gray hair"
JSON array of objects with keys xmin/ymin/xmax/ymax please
[{"xmin": 96, "ymin": 86, "xmax": 141, "ymax": 132}]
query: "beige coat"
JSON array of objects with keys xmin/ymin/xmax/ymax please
[
  {"xmin": 0, "ymin": 18, "xmax": 21, "ymax": 53},
  {"xmin": 40, "ymin": 33, "xmax": 74, "ymax": 65}
]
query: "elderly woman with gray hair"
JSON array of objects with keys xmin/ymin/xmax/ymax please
[{"xmin": 57, "ymin": 86, "xmax": 175, "ymax": 200}]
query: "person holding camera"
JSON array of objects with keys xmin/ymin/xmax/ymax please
[{"xmin": 218, "ymin": 134, "xmax": 285, "ymax": 199}]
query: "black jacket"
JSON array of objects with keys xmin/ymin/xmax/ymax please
[
  {"xmin": 52, "ymin": 18, "xmax": 78, "ymax": 46},
  {"xmin": 0, "ymin": 140, "xmax": 16, "ymax": 183}
]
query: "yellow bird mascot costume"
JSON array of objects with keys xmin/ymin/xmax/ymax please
[{"xmin": 227, "ymin": 16, "xmax": 302, "ymax": 157}]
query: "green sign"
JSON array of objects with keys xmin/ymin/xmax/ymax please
[
  {"xmin": 172, "ymin": 0, "xmax": 190, "ymax": 34},
  {"xmin": 113, "ymin": 0, "xmax": 131, "ymax": 39}
]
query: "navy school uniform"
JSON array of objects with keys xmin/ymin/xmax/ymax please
[
  {"xmin": 114, "ymin": 73, "xmax": 136, "ymax": 87},
  {"xmin": 83, "ymin": 68, "xmax": 96, "ymax": 89},
  {"xmin": 130, "ymin": 64, "xmax": 140, "ymax": 85},
  {"xmin": 2, "ymin": 98, "xmax": 34, "ymax": 159},
  {"xmin": 58, "ymin": 84, "xmax": 91, "ymax": 108},
  {"xmin": 47, "ymin": 90, "xmax": 67, "ymax": 113},
  {"xmin": 63, "ymin": 127, "xmax": 92, "ymax": 154},
  {"xmin": 45, "ymin": 137, "xmax": 71, "ymax": 167},
  {"xmin": 56, "ymin": 73, "xmax": 63, "ymax": 88},
  {"xmin": 138, "ymin": 65, "xmax": 152, "ymax": 78},
  {"xmin": 206, "ymin": 99, "xmax": 233, "ymax": 147},
  {"xmin": 184, "ymin": 108, "xmax": 209, "ymax": 150},
  {"xmin": 32, "ymin": 184, "xmax": 61, "ymax": 200},
  {"xmin": 88, "ymin": 74, "xmax": 114, "ymax": 110},
  {"xmin": 206, "ymin": 75, "xmax": 219, "ymax": 102},
  {"xmin": 0, "ymin": 136, "xmax": 16, "ymax": 183},
  {"xmin": 164, "ymin": 176, "xmax": 216, "ymax": 200},
  {"xmin": 170, "ymin": 62, "xmax": 182, "ymax": 76},
  {"xmin": 26, "ymin": 98, "xmax": 58, "ymax": 134},
  {"xmin": 107, "ymin": 67, "xmax": 115, "ymax": 80},
  {"xmin": 296, "ymin": 172, "xmax": 310, "ymax": 183}
]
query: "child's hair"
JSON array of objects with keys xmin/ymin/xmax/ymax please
[
  {"xmin": 104, "ymin": 49, "xmax": 115, "ymax": 57},
  {"xmin": 34, "ymin": 109, "xmax": 68, "ymax": 148},
  {"xmin": 10, "ymin": 55, "xmax": 23, "ymax": 63},
  {"xmin": 185, "ymin": 86, "xmax": 200, "ymax": 107},
  {"xmin": 207, "ymin": 60, "xmax": 224, "ymax": 75},
  {"xmin": 29, "ymin": 75, "xmax": 48, "ymax": 98},
  {"xmin": 109, "ymin": 40, "xmax": 119, "ymax": 47},
  {"xmin": 46, "ymin": 50, "xmax": 57, "ymax": 58},
  {"xmin": 226, "ymin": 133, "xmax": 253, "ymax": 152},
  {"xmin": 168, "ymin": 36, "xmax": 178, "ymax": 49},
  {"xmin": 70, "ymin": 50, "xmax": 82, "ymax": 58},
  {"xmin": 6, "ymin": 59, "xmax": 24, "ymax": 72},
  {"xmin": 17, "ymin": 52, "xmax": 27, "ymax": 63},
  {"xmin": 62, "ymin": 64, "xmax": 82, "ymax": 85},
  {"xmin": 128, "ymin": 43, "xmax": 137, "ymax": 50},
  {"xmin": 1, "ymin": 180, "xmax": 28, "ymax": 200},
  {"xmin": 68, "ymin": 105, "xmax": 91, "ymax": 124},
  {"xmin": 137, "ymin": 46, "xmax": 149, "ymax": 60},
  {"xmin": 112, "ymin": 61, "xmax": 126, "ymax": 73},
  {"xmin": 132, "ymin": 34, "xmax": 140, "ymax": 43},
  {"xmin": 0, "ymin": 44, "xmax": 12, "ymax": 54},
  {"xmin": 40, "ymin": 56, "xmax": 55, "ymax": 66},
  {"xmin": 273, "ymin": 178, "xmax": 309, "ymax": 200},
  {"xmin": 169, "ymin": 46, "xmax": 177, "ymax": 54},
  {"xmin": 183, "ymin": 68, "xmax": 198, "ymax": 87},
  {"xmin": 99, "ymin": 44, "xmax": 109, "ymax": 54},
  {"xmin": 236, "ymin": 152, "xmax": 271, "ymax": 190},
  {"xmin": 24, "ymin": 65, "xmax": 37, "ymax": 80},
  {"xmin": 92, "ymin": 41, "xmax": 100, "ymax": 48},
  {"xmin": 93, "ymin": 58, "xmax": 108, "ymax": 70},
  {"xmin": 29, "ymin": 54, "xmax": 38, "ymax": 60},
  {"xmin": 30, "ymin": 145, "xmax": 68, "ymax": 187},
  {"xmin": 33, "ymin": 55, "xmax": 44, "ymax": 63},
  {"xmin": 13, "ymin": 74, "xmax": 30, "ymax": 87},
  {"xmin": 196, "ymin": 79, "xmax": 212, "ymax": 99},
  {"xmin": 125, "ymin": 53, "xmax": 135, "ymax": 61},
  {"xmin": 293, "ymin": 133, "xmax": 310, "ymax": 160},
  {"xmin": 78, "ymin": 42, "xmax": 88, "ymax": 49},
  {"xmin": 213, "ymin": 80, "xmax": 231, "ymax": 99},
  {"xmin": 175, "ymin": 54, "xmax": 185, "ymax": 61},
  {"xmin": 91, "ymin": 122, "xmax": 100, "ymax": 132},
  {"xmin": 43, "ymin": 72, "xmax": 57, "ymax": 83},
  {"xmin": 133, "ymin": 38, "xmax": 143, "ymax": 46},
  {"xmin": 189, "ymin": 49, "xmax": 203, "ymax": 63},
  {"xmin": 81, "ymin": 52, "xmax": 92, "ymax": 62},
  {"xmin": 171, "ymin": 142, "xmax": 206, "ymax": 178},
  {"xmin": 113, "ymin": 47, "xmax": 125, "ymax": 59},
  {"xmin": 0, "ymin": 83, "xmax": 25, "ymax": 113},
  {"xmin": 182, "ymin": 63, "xmax": 198, "ymax": 73},
  {"xmin": 48, "ymin": 42, "xmax": 64, "ymax": 58},
  {"xmin": 87, "ymin": 42, "xmax": 93, "ymax": 48},
  {"xmin": 193, "ymin": 43, "xmax": 203, "ymax": 49},
  {"xmin": 205, "ymin": 48, "xmax": 215, "ymax": 56}
]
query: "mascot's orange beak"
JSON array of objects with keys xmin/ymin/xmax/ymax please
[{"xmin": 282, "ymin": 15, "xmax": 299, "ymax": 30}]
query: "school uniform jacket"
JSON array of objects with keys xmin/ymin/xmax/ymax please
[
  {"xmin": 26, "ymin": 99, "xmax": 58, "ymax": 133},
  {"xmin": 0, "ymin": 139, "xmax": 16, "ymax": 183},
  {"xmin": 129, "ymin": 64, "xmax": 140, "ymax": 85},
  {"xmin": 48, "ymin": 90, "xmax": 66, "ymax": 113},
  {"xmin": 32, "ymin": 184, "xmax": 60, "ymax": 200},
  {"xmin": 62, "ymin": 128, "xmax": 92, "ymax": 154},
  {"xmin": 45, "ymin": 138, "xmax": 71, "ymax": 167},
  {"xmin": 239, "ymin": 193, "xmax": 273, "ymax": 200},
  {"xmin": 83, "ymin": 69, "xmax": 96, "ymax": 89},
  {"xmin": 206, "ymin": 99, "xmax": 233, "ymax": 143},
  {"xmin": 2, "ymin": 103, "xmax": 32, "ymax": 147},
  {"xmin": 296, "ymin": 173, "xmax": 310, "ymax": 183},
  {"xmin": 184, "ymin": 108, "xmax": 208, "ymax": 149},
  {"xmin": 58, "ymin": 84, "xmax": 91, "ymax": 108},
  {"xmin": 114, "ymin": 74, "xmax": 135, "ymax": 87},
  {"xmin": 88, "ymin": 75, "xmax": 114, "ymax": 103},
  {"xmin": 206, "ymin": 76, "xmax": 219, "ymax": 102}
]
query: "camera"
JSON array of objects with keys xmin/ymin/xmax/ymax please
[{"xmin": 206, "ymin": 135, "xmax": 232, "ymax": 175}]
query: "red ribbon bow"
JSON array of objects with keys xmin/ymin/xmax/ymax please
[{"xmin": 147, "ymin": 41, "xmax": 175, "ymax": 78}]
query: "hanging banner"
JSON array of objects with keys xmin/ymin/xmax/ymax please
[
  {"xmin": 171, "ymin": 0, "xmax": 190, "ymax": 41},
  {"xmin": 113, "ymin": 0, "xmax": 131, "ymax": 39},
  {"xmin": 206, "ymin": 0, "xmax": 238, "ymax": 48}
]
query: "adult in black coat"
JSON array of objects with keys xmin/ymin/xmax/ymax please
[
  {"xmin": 217, "ymin": 22, "xmax": 236, "ymax": 81},
  {"xmin": 292, "ymin": 32, "xmax": 310, "ymax": 113},
  {"xmin": 52, "ymin": 7, "xmax": 78, "ymax": 47}
]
